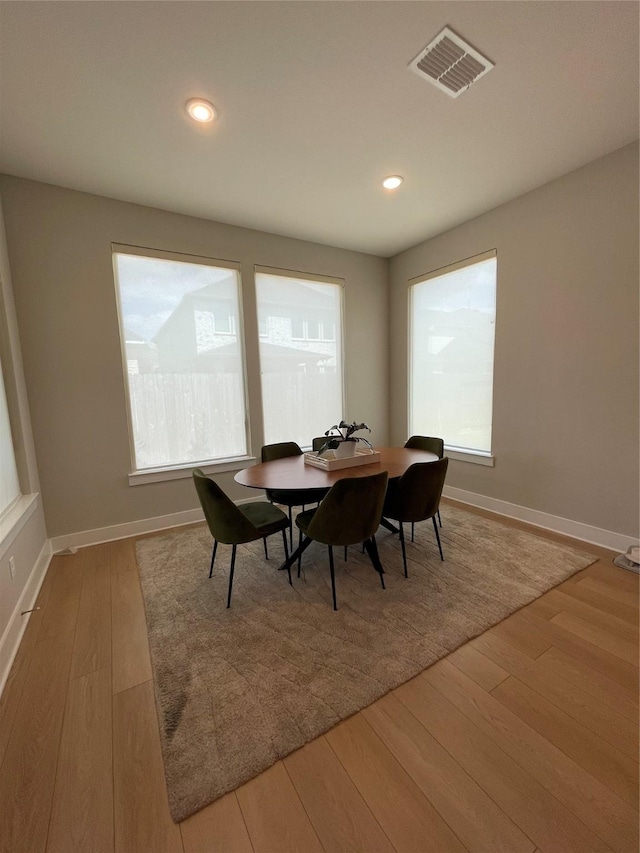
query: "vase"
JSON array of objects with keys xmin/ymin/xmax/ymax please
[{"xmin": 334, "ymin": 440, "xmax": 357, "ymax": 458}]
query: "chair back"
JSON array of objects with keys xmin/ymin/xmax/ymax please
[
  {"xmin": 404, "ymin": 435, "xmax": 444, "ymax": 458},
  {"xmin": 311, "ymin": 437, "xmax": 326, "ymax": 452},
  {"xmin": 387, "ymin": 458, "xmax": 449, "ymax": 523},
  {"xmin": 192, "ymin": 469, "xmax": 259, "ymax": 545},
  {"xmin": 306, "ymin": 471, "xmax": 388, "ymax": 547},
  {"xmin": 261, "ymin": 442, "xmax": 303, "ymax": 463}
]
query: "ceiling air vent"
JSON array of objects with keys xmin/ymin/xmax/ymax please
[{"xmin": 409, "ymin": 26, "xmax": 494, "ymax": 98}]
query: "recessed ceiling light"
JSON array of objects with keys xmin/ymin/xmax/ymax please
[
  {"xmin": 382, "ymin": 175, "xmax": 403, "ymax": 190},
  {"xmin": 186, "ymin": 98, "xmax": 216, "ymax": 123}
]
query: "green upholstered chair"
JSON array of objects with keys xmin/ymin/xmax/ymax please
[
  {"xmin": 314, "ymin": 434, "xmax": 354, "ymax": 560},
  {"xmin": 405, "ymin": 434, "xmax": 444, "ymax": 456},
  {"xmin": 293, "ymin": 470, "xmax": 388, "ymax": 610},
  {"xmin": 261, "ymin": 442, "xmax": 328, "ymax": 546},
  {"xmin": 192, "ymin": 468, "xmax": 291, "ymax": 608},
  {"xmin": 404, "ymin": 435, "xmax": 445, "ymax": 536},
  {"xmin": 312, "ymin": 436, "xmax": 349, "ymax": 561},
  {"xmin": 382, "ymin": 457, "xmax": 449, "ymax": 577},
  {"xmin": 311, "ymin": 435, "xmax": 348, "ymax": 560}
]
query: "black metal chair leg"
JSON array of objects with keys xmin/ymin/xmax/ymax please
[
  {"xmin": 226, "ymin": 544, "xmax": 237, "ymax": 608},
  {"xmin": 263, "ymin": 538, "xmax": 269, "ymax": 560},
  {"xmin": 281, "ymin": 529, "xmax": 291, "ymax": 585},
  {"xmin": 374, "ymin": 537, "xmax": 386, "ymax": 590},
  {"xmin": 344, "ymin": 546, "xmax": 348, "ymax": 561},
  {"xmin": 209, "ymin": 539, "xmax": 218, "ymax": 578},
  {"xmin": 363, "ymin": 537, "xmax": 386, "ymax": 589},
  {"xmin": 399, "ymin": 521, "xmax": 408, "ymax": 577},
  {"xmin": 437, "ymin": 509, "xmax": 442, "ymax": 527},
  {"xmin": 433, "ymin": 516, "xmax": 444, "ymax": 560},
  {"xmin": 328, "ymin": 545, "xmax": 337, "ymax": 611},
  {"xmin": 411, "ymin": 522, "xmax": 415, "ymax": 542},
  {"xmin": 288, "ymin": 506, "xmax": 293, "ymax": 549}
]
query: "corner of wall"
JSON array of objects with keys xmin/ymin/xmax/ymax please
[{"xmin": 0, "ymin": 194, "xmax": 50, "ymax": 696}]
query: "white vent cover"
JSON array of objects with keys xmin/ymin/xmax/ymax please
[{"xmin": 409, "ymin": 26, "xmax": 494, "ymax": 98}]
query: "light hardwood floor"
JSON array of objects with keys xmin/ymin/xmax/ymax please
[{"xmin": 0, "ymin": 504, "xmax": 638, "ymax": 853}]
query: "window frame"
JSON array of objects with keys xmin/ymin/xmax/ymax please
[
  {"xmin": 112, "ymin": 243, "xmax": 253, "ymax": 483},
  {"xmin": 254, "ymin": 265, "xmax": 346, "ymax": 449},
  {"xmin": 0, "ymin": 273, "xmax": 40, "ymax": 561},
  {"xmin": 408, "ymin": 249, "xmax": 497, "ymax": 466},
  {"xmin": 0, "ymin": 355, "xmax": 20, "ymax": 519},
  {"xmin": 0, "ymin": 278, "xmax": 21, "ymax": 521}
]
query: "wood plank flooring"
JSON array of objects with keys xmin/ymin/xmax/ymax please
[{"xmin": 0, "ymin": 506, "xmax": 637, "ymax": 853}]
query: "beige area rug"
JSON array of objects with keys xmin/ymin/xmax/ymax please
[{"xmin": 136, "ymin": 504, "xmax": 597, "ymax": 822}]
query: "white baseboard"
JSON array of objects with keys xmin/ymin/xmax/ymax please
[
  {"xmin": 48, "ymin": 488, "xmax": 637, "ymax": 564},
  {"xmin": 49, "ymin": 495, "xmax": 265, "ymax": 553},
  {"xmin": 0, "ymin": 538, "xmax": 53, "ymax": 697},
  {"xmin": 443, "ymin": 486, "xmax": 638, "ymax": 553},
  {"xmin": 50, "ymin": 508, "xmax": 205, "ymax": 552}
]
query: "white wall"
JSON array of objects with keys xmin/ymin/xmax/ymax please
[
  {"xmin": 0, "ymin": 178, "xmax": 389, "ymax": 541},
  {"xmin": 390, "ymin": 143, "xmax": 639, "ymax": 540}
]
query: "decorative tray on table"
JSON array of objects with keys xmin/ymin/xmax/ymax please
[{"xmin": 303, "ymin": 449, "xmax": 381, "ymax": 471}]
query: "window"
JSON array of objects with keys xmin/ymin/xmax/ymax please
[
  {"xmin": 0, "ymin": 353, "xmax": 20, "ymax": 517},
  {"xmin": 113, "ymin": 246, "xmax": 247, "ymax": 472},
  {"xmin": 291, "ymin": 315, "xmax": 334, "ymax": 342},
  {"xmin": 409, "ymin": 251, "xmax": 497, "ymax": 456},
  {"xmin": 255, "ymin": 268, "xmax": 344, "ymax": 447}
]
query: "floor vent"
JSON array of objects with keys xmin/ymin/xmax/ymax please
[{"xmin": 409, "ymin": 26, "xmax": 494, "ymax": 98}]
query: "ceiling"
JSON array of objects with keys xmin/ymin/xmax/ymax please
[{"xmin": 0, "ymin": 1, "xmax": 638, "ymax": 257}]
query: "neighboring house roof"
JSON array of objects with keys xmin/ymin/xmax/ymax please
[
  {"xmin": 153, "ymin": 277, "xmax": 335, "ymax": 344},
  {"xmin": 124, "ymin": 328, "xmax": 147, "ymax": 343},
  {"xmin": 417, "ymin": 308, "xmax": 494, "ymax": 364}
]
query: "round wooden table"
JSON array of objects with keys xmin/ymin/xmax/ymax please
[{"xmin": 234, "ymin": 445, "xmax": 439, "ymax": 491}]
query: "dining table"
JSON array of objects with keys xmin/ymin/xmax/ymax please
[
  {"xmin": 234, "ymin": 445, "xmax": 439, "ymax": 492},
  {"xmin": 234, "ymin": 445, "xmax": 439, "ymax": 575}
]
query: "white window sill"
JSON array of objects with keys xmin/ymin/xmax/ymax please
[
  {"xmin": 0, "ymin": 493, "xmax": 39, "ymax": 560},
  {"xmin": 128, "ymin": 456, "xmax": 257, "ymax": 486},
  {"xmin": 445, "ymin": 447, "xmax": 495, "ymax": 467}
]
